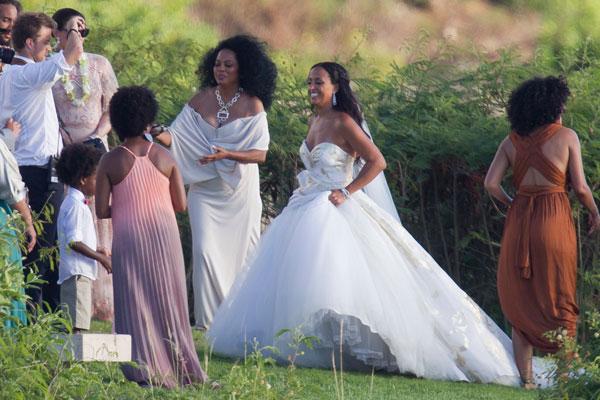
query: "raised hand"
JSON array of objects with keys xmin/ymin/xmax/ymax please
[{"xmin": 63, "ymin": 16, "xmax": 84, "ymax": 65}]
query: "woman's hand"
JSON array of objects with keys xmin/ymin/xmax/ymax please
[
  {"xmin": 199, "ymin": 146, "xmax": 230, "ymax": 165},
  {"xmin": 328, "ymin": 189, "xmax": 348, "ymax": 206},
  {"xmin": 588, "ymin": 213, "xmax": 600, "ymax": 234}
]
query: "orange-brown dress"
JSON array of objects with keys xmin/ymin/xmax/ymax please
[{"xmin": 497, "ymin": 123, "xmax": 579, "ymax": 353}]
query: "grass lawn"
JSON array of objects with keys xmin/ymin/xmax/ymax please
[{"xmin": 87, "ymin": 320, "xmax": 538, "ymax": 399}]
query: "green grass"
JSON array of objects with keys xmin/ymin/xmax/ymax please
[{"xmin": 88, "ymin": 320, "xmax": 537, "ymax": 399}]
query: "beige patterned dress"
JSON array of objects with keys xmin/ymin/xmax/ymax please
[{"xmin": 53, "ymin": 52, "xmax": 118, "ymax": 320}]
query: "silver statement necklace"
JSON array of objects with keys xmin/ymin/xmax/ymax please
[{"xmin": 215, "ymin": 87, "xmax": 243, "ymax": 127}]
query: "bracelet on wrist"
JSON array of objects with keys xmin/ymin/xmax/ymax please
[
  {"xmin": 340, "ymin": 188, "xmax": 350, "ymax": 198},
  {"xmin": 150, "ymin": 124, "xmax": 166, "ymax": 137}
]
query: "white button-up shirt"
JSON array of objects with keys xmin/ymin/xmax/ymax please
[
  {"xmin": 0, "ymin": 52, "xmax": 72, "ymax": 167},
  {"xmin": 57, "ymin": 187, "xmax": 97, "ymax": 284}
]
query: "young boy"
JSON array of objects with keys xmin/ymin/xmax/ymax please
[{"xmin": 56, "ymin": 144, "xmax": 111, "ymax": 332}]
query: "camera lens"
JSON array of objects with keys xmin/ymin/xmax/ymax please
[{"xmin": 0, "ymin": 47, "xmax": 15, "ymax": 64}]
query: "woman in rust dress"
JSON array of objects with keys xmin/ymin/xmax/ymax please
[{"xmin": 485, "ymin": 76, "xmax": 600, "ymax": 388}]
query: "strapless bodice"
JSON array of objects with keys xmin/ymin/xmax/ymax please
[{"xmin": 296, "ymin": 141, "xmax": 355, "ymax": 193}]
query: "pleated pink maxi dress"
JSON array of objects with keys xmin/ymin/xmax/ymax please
[{"xmin": 111, "ymin": 143, "xmax": 206, "ymax": 387}]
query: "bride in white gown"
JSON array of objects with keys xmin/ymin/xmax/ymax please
[{"xmin": 207, "ymin": 62, "xmax": 545, "ymax": 387}]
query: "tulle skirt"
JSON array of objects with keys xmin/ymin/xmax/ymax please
[{"xmin": 207, "ymin": 189, "xmax": 524, "ymax": 385}]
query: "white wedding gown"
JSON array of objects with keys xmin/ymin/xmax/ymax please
[{"xmin": 207, "ymin": 141, "xmax": 548, "ymax": 386}]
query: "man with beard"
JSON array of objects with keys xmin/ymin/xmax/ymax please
[
  {"xmin": 0, "ymin": 0, "xmax": 20, "ymax": 47},
  {"xmin": 0, "ymin": 0, "xmax": 22, "ymax": 149}
]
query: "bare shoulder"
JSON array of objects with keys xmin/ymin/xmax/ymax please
[
  {"xmin": 333, "ymin": 112, "xmax": 362, "ymax": 138},
  {"xmin": 498, "ymin": 135, "xmax": 515, "ymax": 158},
  {"xmin": 242, "ymin": 94, "xmax": 265, "ymax": 115},
  {"xmin": 557, "ymin": 126, "xmax": 579, "ymax": 144},
  {"xmin": 98, "ymin": 147, "xmax": 129, "ymax": 176},
  {"xmin": 499, "ymin": 136, "xmax": 513, "ymax": 150},
  {"xmin": 150, "ymin": 142, "xmax": 175, "ymax": 163},
  {"xmin": 100, "ymin": 147, "xmax": 123, "ymax": 166},
  {"xmin": 189, "ymin": 88, "xmax": 213, "ymax": 108}
]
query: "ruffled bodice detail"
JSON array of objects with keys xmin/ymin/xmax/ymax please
[{"xmin": 296, "ymin": 141, "xmax": 354, "ymax": 194}]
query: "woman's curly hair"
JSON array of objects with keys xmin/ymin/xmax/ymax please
[
  {"xmin": 109, "ymin": 86, "xmax": 158, "ymax": 141},
  {"xmin": 507, "ymin": 76, "xmax": 570, "ymax": 136},
  {"xmin": 197, "ymin": 35, "xmax": 277, "ymax": 110},
  {"xmin": 56, "ymin": 143, "xmax": 102, "ymax": 188}
]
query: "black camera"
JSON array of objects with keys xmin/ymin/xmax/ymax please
[{"xmin": 0, "ymin": 46, "xmax": 14, "ymax": 64}]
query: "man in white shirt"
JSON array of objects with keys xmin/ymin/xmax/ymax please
[{"xmin": 0, "ymin": 12, "xmax": 83, "ymax": 311}]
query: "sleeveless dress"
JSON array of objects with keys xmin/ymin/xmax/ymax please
[
  {"xmin": 207, "ymin": 140, "xmax": 542, "ymax": 386},
  {"xmin": 111, "ymin": 143, "xmax": 206, "ymax": 387},
  {"xmin": 497, "ymin": 123, "xmax": 578, "ymax": 352}
]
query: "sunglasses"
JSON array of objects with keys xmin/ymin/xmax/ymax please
[{"xmin": 61, "ymin": 28, "xmax": 90, "ymax": 38}]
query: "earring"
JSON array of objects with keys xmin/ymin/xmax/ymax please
[{"xmin": 332, "ymin": 92, "xmax": 337, "ymax": 107}]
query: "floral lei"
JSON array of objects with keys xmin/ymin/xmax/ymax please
[{"xmin": 61, "ymin": 53, "xmax": 91, "ymax": 107}]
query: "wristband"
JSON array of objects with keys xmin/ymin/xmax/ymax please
[
  {"xmin": 150, "ymin": 124, "xmax": 166, "ymax": 137},
  {"xmin": 340, "ymin": 188, "xmax": 350, "ymax": 198}
]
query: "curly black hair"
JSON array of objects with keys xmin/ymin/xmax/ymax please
[
  {"xmin": 109, "ymin": 86, "xmax": 158, "ymax": 141},
  {"xmin": 197, "ymin": 35, "xmax": 277, "ymax": 109},
  {"xmin": 56, "ymin": 143, "xmax": 102, "ymax": 188},
  {"xmin": 311, "ymin": 62, "xmax": 363, "ymax": 127},
  {"xmin": 507, "ymin": 76, "xmax": 570, "ymax": 136}
]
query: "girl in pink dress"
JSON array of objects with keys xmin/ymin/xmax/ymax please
[{"xmin": 95, "ymin": 86, "xmax": 206, "ymax": 387}]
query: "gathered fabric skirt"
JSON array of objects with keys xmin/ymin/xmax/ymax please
[
  {"xmin": 207, "ymin": 189, "xmax": 531, "ymax": 386},
  {"xmin": 498, "ymin": 191, "xmax": 578, "ymax": 352},
  {"xmin": 188, "ymin": 172, "xmax": 261, "ymax": 329}
]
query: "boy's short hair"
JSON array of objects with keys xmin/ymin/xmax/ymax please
[{"xmin": 56, "ymin": 144, "xmax": 103, "ymax": 188}]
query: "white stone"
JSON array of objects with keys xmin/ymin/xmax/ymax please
[{"xmin": 56, "ymin": 333, "xmax": 131, "ymax": 362}]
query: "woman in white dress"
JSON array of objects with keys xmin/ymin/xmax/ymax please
[
  {"xmin": 207, "ymin": 62, "xmax": 542, "ymax": 386},
  {"xmin": 153, "ymin": 35, "xmax": 277, "ymax": 329}
]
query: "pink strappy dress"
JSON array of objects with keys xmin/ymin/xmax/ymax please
[{"xmin": 111, "ymin": 143, "xmax": 206, "ymax": 387}]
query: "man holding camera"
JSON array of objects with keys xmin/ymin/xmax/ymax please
[
  {"xmin": 0, "ymin": 0, "xmax": 22, "ymax": 149},
  {"xmin": 0, "ymin": 12, "xmax": 84, "ymax": 311}
]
